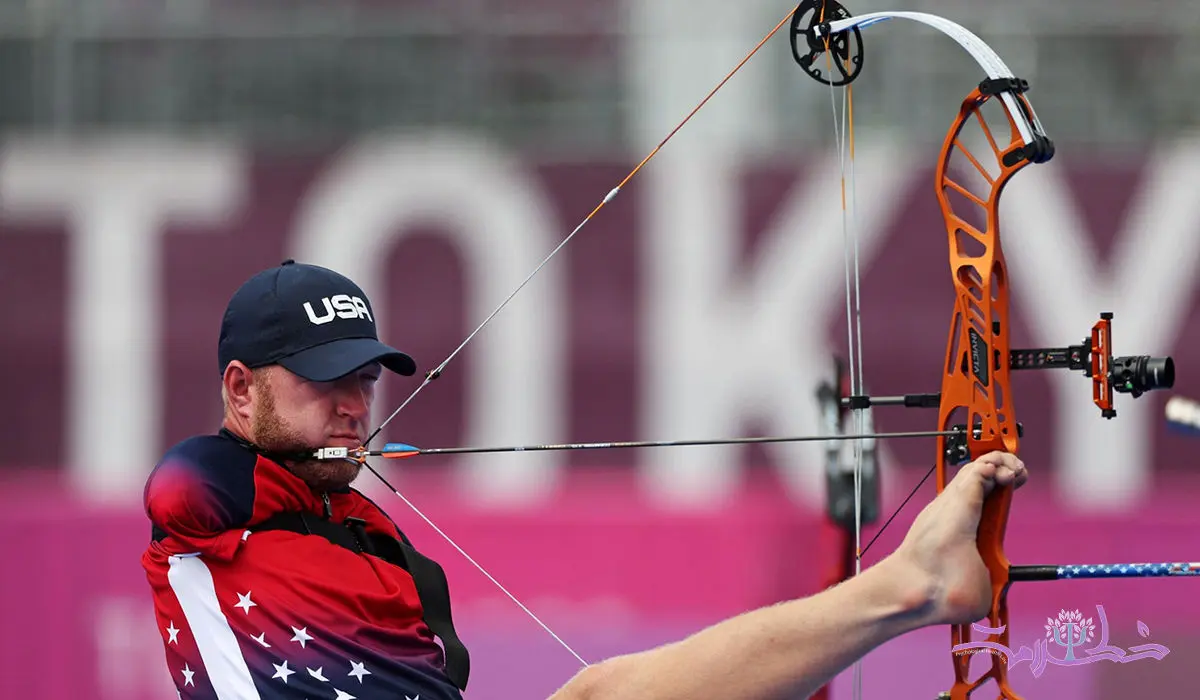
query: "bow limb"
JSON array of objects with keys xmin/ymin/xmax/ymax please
[{"xmin": 820, "ymin": 11, "xmax": 1052, "ymax": 164}]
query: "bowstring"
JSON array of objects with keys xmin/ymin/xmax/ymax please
[
  {"xmin": 359, "ymin": 461, "xmax": 591, "ymax": 667},
  {"xmin": 357, "ymin": 6, "xmax": 807, "ymax": 672},
  {"xmin": 847, "ymin": 79, "xmax": 868, "ymax": 700},
  {"xmin": 822, "ymin": 16, "xmax": 867, "ymax": 700},
  {"xmin": 365, "ymin": 8, "xmax": 800, "ymax": 449}
]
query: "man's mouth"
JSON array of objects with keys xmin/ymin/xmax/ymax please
[{"xmin": 325, "ymin": 434, "xmax": 363, "ymax": 447}]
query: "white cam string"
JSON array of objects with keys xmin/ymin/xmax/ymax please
[{"xmin": 822, "ymin": 31, "xmax": 868, "ymax": 700}]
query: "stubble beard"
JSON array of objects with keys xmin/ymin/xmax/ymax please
[{"xmin": 252, "ymin": 384, "xmax": 363, "ymax": 492}]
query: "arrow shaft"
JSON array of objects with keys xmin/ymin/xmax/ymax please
[{"xmin": 372, "ymin": 429, "xmax": 956, "ymax": 458}]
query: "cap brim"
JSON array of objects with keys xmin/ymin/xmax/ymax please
[{"xmin": 278, "ymin": 337, "xmax": 417, "ymax": 381}]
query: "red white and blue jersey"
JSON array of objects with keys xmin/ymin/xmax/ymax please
[{"xmin": 141, "ymin": 431, "xmax": 464, "ymax": 699}]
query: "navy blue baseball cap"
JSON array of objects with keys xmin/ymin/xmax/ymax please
[{"xmin": 218, "ymin": 260, "xmax": 416, "ymax": 381}]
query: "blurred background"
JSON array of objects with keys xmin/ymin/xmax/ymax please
[{"xmin": 1, "ymin": 0, "xmax": 1199, "ymax": 697}]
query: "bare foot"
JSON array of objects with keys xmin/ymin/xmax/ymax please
[{"xmin": 891, "ymin": 452, "xmax": 1028, "ymax": 625}]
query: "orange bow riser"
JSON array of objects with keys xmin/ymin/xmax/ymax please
[{"xmin": 934, "ymin": 78, "xmax": 1048, "ymax": 700}]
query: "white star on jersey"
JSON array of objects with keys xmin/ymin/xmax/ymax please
[
  {"xmin": 251, "ymin": 631, "xmax": 271, "ymax": 648},
  {"xmin": 308, "ymin": 666, "xmax": 329, "ymax": 682},
  {"xmin": 272, "ymin": 660, "xmax": 295, "ymax": 683},
  {"xmin": 334, "ymin": 690, "xmax": 357, "ymax": 700},
  {"xmin": 348, "ymin": 661, "xmax": 371, "ymax": 682},
  {"xmin": 290, "ymin": 626, "xmax": 313, "ymax": 648},
  {"xmin": 234, "ymin": 591, "xmax": 257, "ymax": 613},
  {"xmin": 165, "ymin": 621, "xmax": 180, "ymax": 644},
  {"xmin": 181, "ymin": 664, "xmax": 195, "ymax": 686}
]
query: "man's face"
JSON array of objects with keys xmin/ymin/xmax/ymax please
[{"xmin": 250, "ymin": 362, "xmax": 382, "ymax": 491}]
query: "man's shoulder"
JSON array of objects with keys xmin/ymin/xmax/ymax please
[
  {"xmin": 147, "ymin": 434, "xmax": 259, "ymax": 495},
  {"xmin": 143, "ymin": 432, "xmax": 260, "ymax": 535},
  {"xmin": 157, "ymin": 432, "xmax": 258, "ymax": 473}
]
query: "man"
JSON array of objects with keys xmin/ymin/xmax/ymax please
[
  {"xmin": 143, "ymin": 260, "xmax": 1027, "ymax": 700},
  {"xmin": 143, "ymin": 260, "xmax": 467, "ymax": 700}
]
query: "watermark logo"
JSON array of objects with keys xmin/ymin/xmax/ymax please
[
  {"xmin": 1045, "ymin": 609, "xmax": 1095, "ymax": 661},
  {"xmin": 952, "ymin": 604, "xmax": 1169, "ymax": 678}
]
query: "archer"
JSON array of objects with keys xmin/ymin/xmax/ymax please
[{"xmin": 141, "ymin": 261, "xmax": 1027, "ymax": 700}]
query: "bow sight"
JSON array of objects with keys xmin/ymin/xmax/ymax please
[
  {"xmin": 837, "ymin": 312, "xmax": 1175, "ymax": 447},
  {"xmin": 1009, "ymin": 312, "xmax": 1174, "ymax": 418}
]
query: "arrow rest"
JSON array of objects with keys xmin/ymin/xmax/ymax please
[
  {"xmin": 943, "ymin": 422, "xmax": 1024, "ymax": 465},
  {"xmin": 789, "ymin": 0, "xmax": 864, "ymax": 86}
]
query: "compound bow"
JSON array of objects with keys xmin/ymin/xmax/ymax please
[
  {"xmin": 791, "ymin": 4, "xmax": 1178, "ymax": 698},
  {"xmin": 309, "ymin": 2, "xmax": 1180, "ymax": 698}
]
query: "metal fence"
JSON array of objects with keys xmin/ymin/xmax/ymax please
[{"xmin": 0, "ymin": 0, "xmax": 1196, "ymax": 149}]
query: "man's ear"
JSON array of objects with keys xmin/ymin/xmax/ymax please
[{"xmin": 222, "ymin": 361, "xmax": 257, "ymax": 418}]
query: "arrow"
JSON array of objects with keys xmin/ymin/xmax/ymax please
[{"xmin": 361, "ymin": 429, "xmax": 957, "ymax": 460}]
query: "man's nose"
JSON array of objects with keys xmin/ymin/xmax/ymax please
[{"xmin": 334, "ymin": 382, "xmax": 371, "ymax": 419}]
